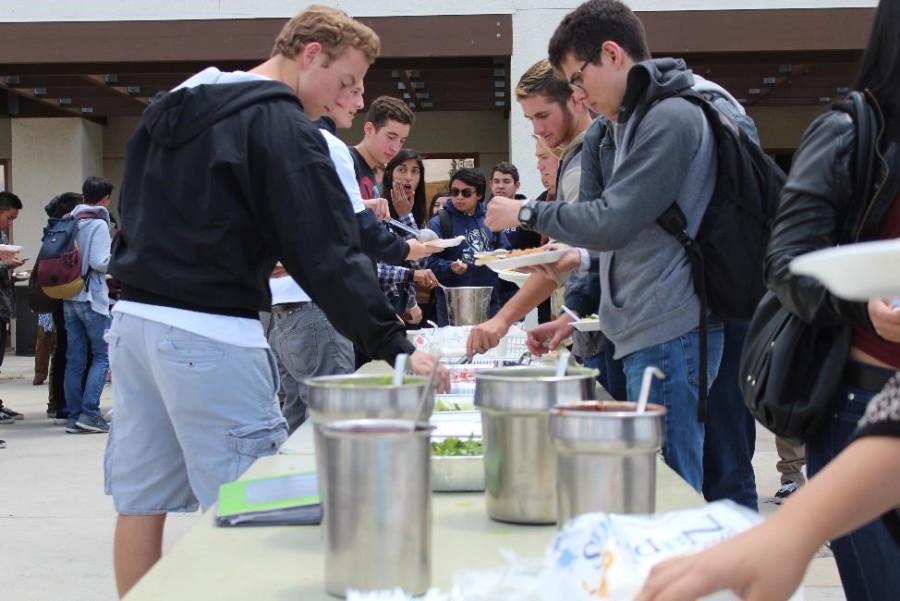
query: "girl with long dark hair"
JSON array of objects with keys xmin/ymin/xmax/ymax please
[
  {"xmin": 379, "ymin": 149, "xmax": 439, "ymax": 323},
  {"xmin": 639, "ymin": 1, "xmax": 900, "ymax": 599}
]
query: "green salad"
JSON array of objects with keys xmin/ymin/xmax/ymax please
[
  {"xmin": 434, "ymin": 399, "xmax": 473, "ymax": 411},
  {"xmin": 431, "ymin": 436, "xmax": 483, "ymax": 456}
]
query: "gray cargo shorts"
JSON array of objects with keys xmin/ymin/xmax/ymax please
[{"xmin": 103, "ymin": 312, "xmax": 288, "ymax": 514}]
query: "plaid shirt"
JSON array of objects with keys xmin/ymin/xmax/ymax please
[{"xmin": 377, "ymin": 213, "xmax": 420, "ymax": 309}]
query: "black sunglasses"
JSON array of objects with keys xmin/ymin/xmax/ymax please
[
  {"xmin": 450, "ymin": 187, "xmax": 476, "ymax": 198},
  {"xmin": 568, "ymin": 46, "xmax": 603, "ymax": 90}
]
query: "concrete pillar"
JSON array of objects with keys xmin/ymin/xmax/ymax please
[
  {"xmin": 10, "ymin": 118, "xmax": 103, "ymax": 262},
  {"xmin": 509, "ymin": 8, "xmax": 571, "ymax": 198}
]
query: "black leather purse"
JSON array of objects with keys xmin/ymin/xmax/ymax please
[
  {"xmin": 740, "ymin": 291, "xmax": 853, "ymax": 441},
  {"xmin": 739, "ymin": 91, "xmax": 876, "ymax": 442}
]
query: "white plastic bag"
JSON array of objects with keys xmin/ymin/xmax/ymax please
[{"xmin": 538, "ymin": 501, "xmax": 803, "ymax": 601}]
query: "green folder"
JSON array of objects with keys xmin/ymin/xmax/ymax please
[{"xmin": 216, "ymin": 471, "xmax": 322, "ymax": 526}]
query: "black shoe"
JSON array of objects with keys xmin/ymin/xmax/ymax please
[{"xmin": 0, "ymin": 410, "xmax": 16, "ymax": 425}]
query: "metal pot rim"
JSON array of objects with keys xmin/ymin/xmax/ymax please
[
  {"xmin": 304, "ymin": 374, "xmax": 429, "ymax": 389},
  {"xmin": 550, "ymin": 400, "xmax": 667, "ymax": 418},
  {"xmin": 474, "ymin": 366, "xmax": 599, "ymax": 382}
]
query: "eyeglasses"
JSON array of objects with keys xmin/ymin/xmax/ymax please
[
  {"xmin": 568, "ymin": 46, "xmax": 602, "ymax": 91},
  {"xmin": 450, "ymin": 187, "xmax": 476, "ymax": 198}
]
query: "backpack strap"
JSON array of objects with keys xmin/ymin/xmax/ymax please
[
  {"xmin": 833, "ymin": 91, "xmax": 878, "ymax": 241},
  {"xmin": 657, "ymin": 205, "xmax": 710, "ymax": 422}
]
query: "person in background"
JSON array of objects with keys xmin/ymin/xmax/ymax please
[
  {"xmin": 425, "ymin": 168, "xmax": 510, "ymax": 325},
  {"xmin": 774, "ymin": 436, "xmax": 806, "ymax": 503},
  {"xmin": 382, "ymin": 149, "xmax": 439, "ymax": 324},
  {"xmin": 427, "ymin": 190, "xmax": 449, "ymax": 221},
  {"xmin": 33, "ymin": 313, "xmax": 53, "ymax": 386},
  {"xmin": 0, "ymin": 191, "xmax": 25, "ymax": 425},
  {"xmin": 41, "ymin": 191, "xmax": 82, "ymax": 424},
  {"xmin": 63, "ymin": 176, "xmax": 114, "ymax": 435}
]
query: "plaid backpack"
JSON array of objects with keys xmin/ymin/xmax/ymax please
[{"xmin": 35, "ymin": 213, "xmax": 99, "ymax": 300}]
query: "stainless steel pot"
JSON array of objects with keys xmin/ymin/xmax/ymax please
[
  {"xmin": 443, "ymin": 286, "xmax": 493, "ymax": 325},
  {"xmin": 320, "ymin": 419, "xmax": 433, "ymax": 597},
  {"xmin": 305, "ymin": 374, "xmax": 430, "ymax": 424},
  {"xmin": 474, "ymin": 366, "xmax": 597, "ymax": 524},
  {"xmin": 550, "ymin": 401, "xmax": 666, "ymax": 526}
]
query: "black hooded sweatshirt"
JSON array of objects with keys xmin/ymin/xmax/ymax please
[{"xmin": 110, "ymin": 79, "xmax": 413, "ymax": 362}]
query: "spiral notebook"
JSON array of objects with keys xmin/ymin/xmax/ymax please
[{"xmin": 216, "ymin": 471, "xmax": 321, "ymax": 526}]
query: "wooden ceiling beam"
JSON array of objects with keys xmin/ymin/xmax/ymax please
[
  {"xmin": 80, "ymin": 74, "xmax": 148, "ymax": 107},
  {"xmin": 0, "ymin": 80, "xmax": 105, "ymax": 123}
]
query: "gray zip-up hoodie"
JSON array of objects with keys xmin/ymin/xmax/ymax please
[{"xmin": 531, "ymin": 58, "xmax": 722, "ymax": 358}]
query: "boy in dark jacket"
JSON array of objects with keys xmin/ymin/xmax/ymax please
[
  {"xmin": 105, "ymin": 7, "xmax": 445, "ymax": 596},
  {"xmin": 425, "ymin": 168, "xmax": 510, "ymax": 324}
]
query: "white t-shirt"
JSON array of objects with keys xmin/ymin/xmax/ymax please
[{"xmin": 268, "ymin": 126, "xmax": 368, "ymax": 305}]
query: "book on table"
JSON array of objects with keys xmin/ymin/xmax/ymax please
[{"xmin": 216, "ymin": 471, "xmax": 321, "ymax": 526}]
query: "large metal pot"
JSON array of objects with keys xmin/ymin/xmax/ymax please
[
  {"xmin": 550, "ymin": 401, "xmax": 666, "ymax": 526},
  {"xmin": 305, "ymin": 374, "xmax": 430, "ymax": 424},
  {"xmin": 474, "ymin": 366, "xmax": 597, "ymax": 524},
  {"xmin": 306, "ymin": 374, "xmax": 431, "ymax": 503},
  {"xmin": 320, "ymin": 419, "xmax": 433, "ymax": 597},
  {"xmin": 443, "ymin": 286, "xmax": 492, "ymax": 325}
]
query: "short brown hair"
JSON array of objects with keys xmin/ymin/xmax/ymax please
[
  {"xmin": 548, "ymin": 0, "xmax": 650, "ymax": 69},
  {"xmin": 365, "ymin": 96, "xmax": 416, "ymax": 130},
  {"xmin": 515, "ymin": 59, "xmax": 572, "ymax": 108},
  {"xmin": 271, "ymin": 5, "xmax": 380, "ymax": 65},
  {"xmin": 491, "ymin": 161, "xmax": 520, "ymax": 182}
]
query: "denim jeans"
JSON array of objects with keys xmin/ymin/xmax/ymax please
[
  {"xmin": 582, "ymin": 340, "xmax": 627, "ymax": 401},
  {"xmin": 807, "ymin": 374, "xmax": 900, "ymax": 601},
  {"xmin": 702, "ymin": 320, "xmax": 759, "ymax": 510},
  {"xmin": 268, "ymin": 303, "xmax": 354, "ymax": 434},
  {"xmin": 63, "ymin": 301, "xmax": 110, "ymax": 420},
  {"xmin": 622, "ymin": 323, "xmax": 724, "ymax": 492}
]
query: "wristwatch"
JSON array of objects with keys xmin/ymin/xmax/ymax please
[{"xmin": 518, "ymin": 200, "xmax": 537, "ymax": 230}]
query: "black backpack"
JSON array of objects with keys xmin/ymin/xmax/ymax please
[{"xmin": 644, "ymin": 90, "xmax": 787, "ymax": 420}]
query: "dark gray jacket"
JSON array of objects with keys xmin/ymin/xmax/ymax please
[{"xmin": 532, "ymin": 58, "xmax": 718, "ymax": 357}]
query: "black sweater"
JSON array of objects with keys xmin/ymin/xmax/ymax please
[{"xmin": 111, "ymin": 80, "xmax": 412, "ymax": 362}]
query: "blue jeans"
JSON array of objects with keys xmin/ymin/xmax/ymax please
[
  {"xmin": 63, "ymin": 301, "xmax": 111, "ymax": 420},
  {"xmin": 582, "ymin": 340, "xmax": 627, "ymax": 401},
  {"xmin": 622, "ymin": 323, "xmax": 724, "ymax": 492},
  {"xmin": 702, "ymin": 320, "xmax": 758, "ymax": 510},
  {"xmin": 807, "ymin": 374, "xmax": 900, "ymax": 601}
]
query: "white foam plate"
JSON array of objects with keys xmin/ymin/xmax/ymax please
[
  {"xmin": 789, "ymin": 239, "xmax": 900, "ymax": 301},
  {"xmin": 0, "ymin": 244, "xmax": 23, "ymax": 253},
  {"xmin": 424, "ymin": 235, "xmax": 464, "ymax": 249},
  {"xmin": 497, "ymin": 269, "xmax": 530, "ymax": 286},
  {"xmin": 572, "ymin": 318, "xmax": 602, "ymax": 332},
  {"xmin": 486, "ymin": 248, "xmax": 569, "ymax": 272}
]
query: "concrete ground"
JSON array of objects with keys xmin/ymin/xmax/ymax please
[{"xmin": 0, "ymin": 354, "xmax": 845, "ymax": 600}]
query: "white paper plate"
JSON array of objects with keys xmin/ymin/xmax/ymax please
[
  {"xmin": 572, "ymin": 318, "xmax": 601, "ymax": 332},
  {"xmin": 0, "ymin": 244, "xmax": 23, "ymax": 253},
  {"xmin": 424, "ymin": 235, "xmax": 464, "ymax": 249},
  {"xmin": 497, "ymin": 269, "xmax": 530, "ymax": 286},
  {"xmin": 789, "ymin": 239, "xmax": 900, "ymax": 301},
  {"xmin": 486, "ymin": 248, "xmax": 569, "ymax": 272}
]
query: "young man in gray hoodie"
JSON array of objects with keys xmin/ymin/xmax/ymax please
[
  {"xmin": 63, "ymin": 176, "xmax": 114, "ymax": 435},
  {"xmin": 487, "ymin": 0, "xmax": 735, "ymax": 492}
]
